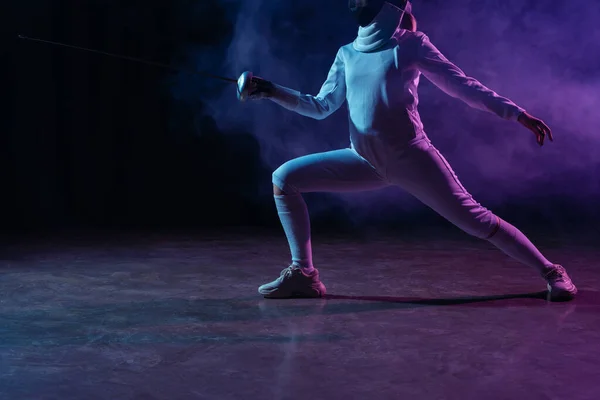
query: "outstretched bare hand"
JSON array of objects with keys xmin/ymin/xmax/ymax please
[{"xmin": 518, "ymin": 111, "xmax": 554, "ymax": 147}]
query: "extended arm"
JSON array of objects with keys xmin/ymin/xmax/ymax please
[
  {"xmin": 250, "ymin": 48, "xmax": 347, "ymax": 120},
  {"xmin": 415, "ymin": 34, "xmax": 525, "ymax": 121}
]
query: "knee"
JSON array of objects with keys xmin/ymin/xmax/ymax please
[
  {"xmin": 272, "ymin": 163, "xmax": 299, "ymax": 195},
  {"xmin": 483, "ymin": 216, "xmax": 502, "ymax": 240},
  {"xmin": 455, "ymin": 210, "xmax": 500, "ymax": 240}
]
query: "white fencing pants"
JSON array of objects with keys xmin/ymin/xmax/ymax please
[{"xmin": 272, "ymin": 137, "xmax": 553, "ymax": 272}]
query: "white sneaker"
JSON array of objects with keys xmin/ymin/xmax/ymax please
[
  {"xmin": 543, "ymin": 265, "xmax": 577, "ymax": 301},
  {"xmin": 258, "ymin": 265, "xmax": 326, "ymax": 299}
]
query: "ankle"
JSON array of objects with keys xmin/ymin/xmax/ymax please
[{"xmin": 292, "ymin": 262, "xmax": 315, "ymax": 274}]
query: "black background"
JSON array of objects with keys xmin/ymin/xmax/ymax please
[{"xmin": 5, "ymin": 0, "xmax": 599, "ymax": 236}]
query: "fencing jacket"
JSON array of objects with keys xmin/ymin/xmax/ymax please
[{"xmin": 269, "ymin": 2, "xmax": 525, "ymax": 166}]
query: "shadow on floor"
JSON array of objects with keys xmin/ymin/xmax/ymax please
[{"xmin": 325, "ymin": 291, "xmax": 549, "ymax": 305}]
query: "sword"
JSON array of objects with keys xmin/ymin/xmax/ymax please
[
  {"xmin": 18, "ymin": 34, "xmax": 257, "ymax": 101},
  {"xmin": 18, "ymin": 34, "xmax": 238, "ymax": 83}
]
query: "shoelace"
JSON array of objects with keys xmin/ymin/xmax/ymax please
[
  {"xmin": 545, "ymin": 265, "xmax": 566, "ymax": 282},
  {"xmin": 279, "ymin": 266, "xmax": 296, "ymax": 279}
]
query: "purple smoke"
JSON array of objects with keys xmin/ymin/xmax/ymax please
[{"xmin": 170, "ymin": 0, "xmax": 600, "ymax": 221}]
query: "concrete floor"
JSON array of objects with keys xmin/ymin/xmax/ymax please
[{"xmin": 1, "ymin": 230, "xmax": 599, "ymax": 400}]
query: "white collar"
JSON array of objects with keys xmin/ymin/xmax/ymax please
[{"xmin": 353, "ymin": 2, "xmax": 403, "ymax": 52}]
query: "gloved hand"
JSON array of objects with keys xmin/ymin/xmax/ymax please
[{"xmin": 247, "ymin": 76, "xmax": 276, "ymax": 100}]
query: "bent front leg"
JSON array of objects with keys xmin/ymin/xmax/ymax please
[{"xmin": 272, "ymin": 148, "xmax": 387, "ymax": 270}]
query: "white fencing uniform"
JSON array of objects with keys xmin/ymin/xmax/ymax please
[{"xmin": 268, "ymin": 3, "xmax": 554, "ymax": 273}]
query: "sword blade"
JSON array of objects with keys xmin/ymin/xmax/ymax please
[{"xmin": 18, "ymin": 35, "xmax": 238, "ymax": 83}]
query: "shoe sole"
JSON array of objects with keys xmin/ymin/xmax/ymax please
[
  {"xmin": 259, "ymin": 284, "xmax": 326, "ymax": 299},
  {"xmin": 262, "ymin": 291, "xmax": 324, "ymax": 299}
]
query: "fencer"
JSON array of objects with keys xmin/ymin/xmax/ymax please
[{"xmin": 245, "ymin": 0, "xmax": 577, "ymax": 301}]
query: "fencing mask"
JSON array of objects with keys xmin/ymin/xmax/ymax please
[{"xmin": 348, "ymin": 0, "xmax": 412, "ymax": 27}]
